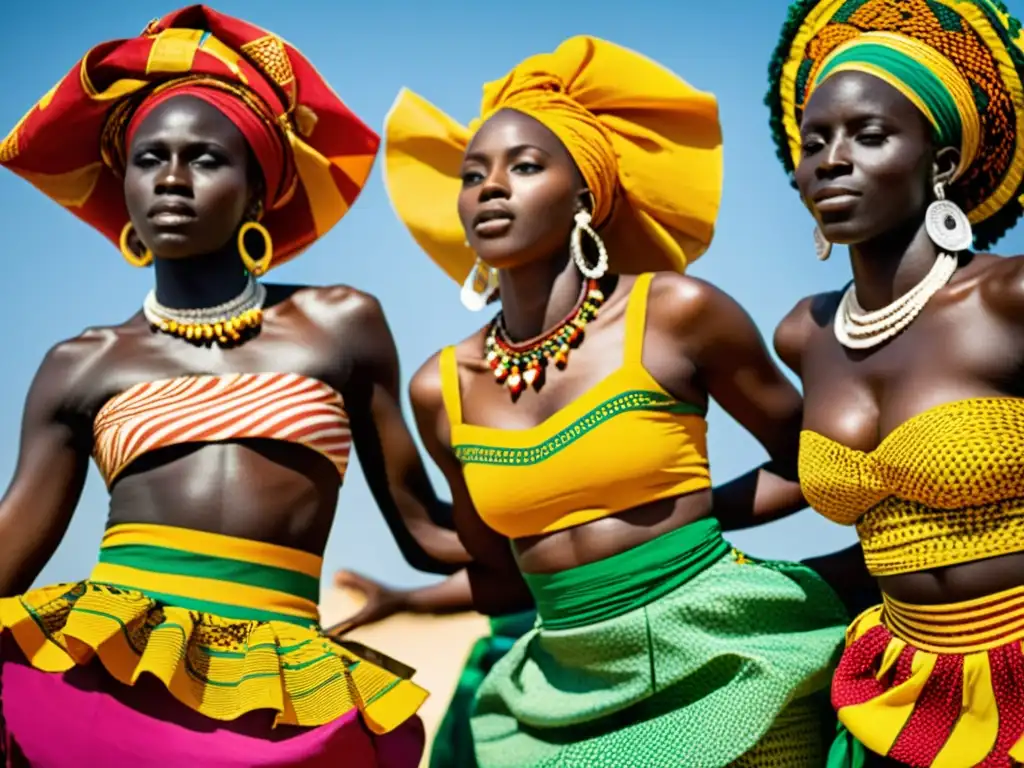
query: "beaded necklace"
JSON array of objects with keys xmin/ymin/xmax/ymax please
[
  {"xmin": 484, "ymin": 279, "xmax": 606, "ymax": 397},
  {"xmin": 143, "ymin": 275, "xmax": 266, "ymax": 346}
]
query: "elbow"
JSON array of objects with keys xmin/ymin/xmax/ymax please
[
  {"xmin": 403, "ymin": 550, "xmax": 461, "ymax": 575},
  {"xmin": 467, "ymin": 565, "xmax": 534, "ymax": 616}
]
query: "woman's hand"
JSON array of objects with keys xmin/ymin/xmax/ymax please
[{"xmin": 326, "ymin": 570, "xmax": 412, "ymax": 635}]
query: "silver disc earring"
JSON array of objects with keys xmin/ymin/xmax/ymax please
[
  {"xmin": 925, "ymin": 182, "xmax": 973, "ymax": 253},
  {"xmin": 813, "ymin": 227, "xmax": 832, "ymax": 261}
]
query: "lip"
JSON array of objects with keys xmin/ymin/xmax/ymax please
[
  {"xmin": 148, "ymin": 200, "xmax": 196, "ymax": 226},
  {"xmin": 813, "ymin": 187, "xmax": 860, "ymax": 213},
  {"xmin": 472, "ymin": 207, "xmax": 514, "ymax": 237}
]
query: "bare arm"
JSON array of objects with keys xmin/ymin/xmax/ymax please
[
  {"xmin": 409, "ymin": 352, "xmax": 533, "ymax": 616},
  {"xmin": 668, "ymin": 278, "xmax": 806, "ymax": 531},
  {"xmin": 326, "ymin": 569, "xmax": 473, "ymax": 635},
  {"xmin": 0, "ymin": 343, "xmax": 92, "ymax": 596},
  {"xmin": 343, "ymin": 294, "xmax": 470, "ymax": 574}
]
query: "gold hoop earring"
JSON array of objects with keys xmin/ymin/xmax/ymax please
[
  {"xmin": 237, "ymin": 221, "xmax": 273, "ymax": 276},
  {"xmin": 119, "ymin": 222, "xmax": 152, "ymax": 267}
]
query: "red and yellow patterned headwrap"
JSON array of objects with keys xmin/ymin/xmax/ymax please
[
  {"xmin": 766, "ymin": 0, "xmax": 1024, "ymax": 249},
  {"xmin": 384, "ymin": 36, "xmax": 723, "ymax": 284},
  {"xmin": 0, "ymin": 5, "xmax": 380, "ymax": 269}
]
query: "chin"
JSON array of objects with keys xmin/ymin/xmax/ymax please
[
  {"xmin": 147, "ymin": 232, "xmax": 201, "ymax": 260},
  {"xmin": 819, "ymin": 220, "xmax": 868, "ymax": 247},
  {"xmin": 474, "ymin": 236, "xmax": 557, "ymax": 272},
  {"xmin": 474, "ymin": 244, "xmax": 535, "ymax": 271}
]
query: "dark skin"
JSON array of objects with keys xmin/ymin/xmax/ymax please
[
  {"xmin": 0, "ymin": 95, "xmax": 469, "ymax": 597},
  {"xmin": 408, "ymin": 109, "xmax": 811, "ymax": 614},
  {"xmin": 327, "ymin": 569, "xmax": 474, "ymax": 635},
  {"xmin": 777, "ymin": 69, "xmax": 1024, "ymax": 612}
]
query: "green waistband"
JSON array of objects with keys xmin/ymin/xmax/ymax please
[
  {"xmin": 521, "ymin": 516, "xmax": 730, "ymax": 630},
  {"xmin": 488, "ymin": 610, "xmax": 537, "ymax": 639},
  {"xmin": 95, "ymin": 542, "xmax": 321, "ymax": 628},
  {"xmin": 98, "ymin": 544, "xmax": 321, "ymax": 602}
]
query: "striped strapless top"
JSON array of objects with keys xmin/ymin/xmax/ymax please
[{"xmin": 93, "ymin": 372, "xmax": 351, "ymax": 486}]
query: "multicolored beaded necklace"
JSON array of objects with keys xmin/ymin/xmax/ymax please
[{"xmin": 484, "ymin": 279, "xmax": 606, "ymax": 397}]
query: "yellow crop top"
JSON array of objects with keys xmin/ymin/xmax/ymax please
[
  {"xmin": 442, "ymin": 273, "xmax": 711, "ymax": 539},
  {"xmin": 799, "ymin": 397, "xmax": 1024, "ymax": 577}
]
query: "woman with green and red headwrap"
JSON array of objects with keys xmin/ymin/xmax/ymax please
[{"xmin": 767, "ymin": 0, "xmax": 1024, "ymax": 764}]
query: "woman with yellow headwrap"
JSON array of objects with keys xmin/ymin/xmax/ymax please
[
  {"xmin": 386, "ymin": 36, "xmax": 849, "ymax": 767},
  {"xmin": 0, "ymin": 5, "xmax": 473, "ymax": 765},
  {"xmin": 766, "ymin": 0, "xmax": 1024, "ymax": 765}
]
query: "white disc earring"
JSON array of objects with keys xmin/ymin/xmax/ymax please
[
  {"xmin": 570, "ymin": 209, "xmax": 609, "ymax": 280},
  {"xmin": 925, "ymin": 182, "xmax": 973, "ymax": 253},
  {"xmin": 813, "ymin": 226, "xmax": 832, "ymax": 261},
  {"xmin": 460, "ymin": 259, "xmax": 498, "ymax": 312}
]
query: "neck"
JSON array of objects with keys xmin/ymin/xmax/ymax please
[
  {"xmin": 847, "ymin": 217, "xmax": 940, "ymax": 310},
  {"xmin": 497, "ymin": 252, "xmax": 583, "ymax": 342},
  {"xmin": 152, "ymin": 248, "xmax": 250, "ymax": 310}
]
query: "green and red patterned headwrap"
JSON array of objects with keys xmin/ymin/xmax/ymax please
[{"xmin": 766, "ymin": 0, "xmax": 1024, "ymax": 249}]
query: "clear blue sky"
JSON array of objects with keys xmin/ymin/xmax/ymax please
[{"xmin": 3, "ymin": 1, "xmax": 1022, "ymax": 595}]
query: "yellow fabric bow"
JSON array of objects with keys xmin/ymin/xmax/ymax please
[{"xmin": 384, "ymin": 36, "xmax": 724, "ymax": 283}]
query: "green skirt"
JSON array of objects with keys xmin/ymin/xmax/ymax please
[
  {"xmin": 429, "ymin": 611, "xmax": 536, "ymax": 768},
  {"xmin": 470, "ymin": 517, "xmax": 848, "ymax": 767}
]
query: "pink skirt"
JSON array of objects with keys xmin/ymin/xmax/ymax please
[{"xmin": 0, "ymin": 644, "xmax": 424, "ymax": 767}]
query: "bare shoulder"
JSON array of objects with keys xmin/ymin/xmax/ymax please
[
  {"xmin": 773, "ymin": 293, "xmax": 827, "ymax": 375},
  {"xmin": 646, "ymin": 271, "xmax": 721, "ymax": 327},
  {"xmin": 410, "ymin": 327, "xmax": 489, "ymax": 417},
  {"xmin": 282, "ymin": 283, "xmax": 388, "ymax": 329},
  {"xmin": 646, "ymin": 271, "xmax": 765, "ymax": 347},
  {"xmin": 30, "ymin": 327, "xmax": 114, "ymax": 415},
  {"xmin": 410, "ymin": 348, "xmax": 445, "ymax": 417},
  {"xmin": 974, "ymin": 253, "xmax": 1024, "ymax": 323}
]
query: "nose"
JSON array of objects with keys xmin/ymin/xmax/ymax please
[
  {"xmin": 478, "ymin": 167, "xmax": 510, "ymax": 203},
  {"xmin": 815, "ymin": 136, "xmax": 853, "ymax": 180},
  {"xmin": 154, "ymin": 156, "xmax": 193, "ymax": 197}
]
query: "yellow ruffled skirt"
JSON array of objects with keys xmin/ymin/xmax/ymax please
[{"xmin": 0, "ymin": 523, "xmax": 426, "ymax": 733}]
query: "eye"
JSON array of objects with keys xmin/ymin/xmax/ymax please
[
  {"xmin": 461, "ymin": 169, "xmax": 484, "ymax": 186},
  {"xmin": 800, "ymin": 139, "xmax": 824, "ymax": 155},
  {"xmin": 132, "ymin": 151, "xmax": 162, "ymax": 169},
  {"xmin": 192, "ymin": 152, "xmax": 224, "ymax": 169},
  {"xmin": 512, "ymin": 161, "xmax": 543, "ymax": 174},
  {"xmin": 857, "ymin": 131, "xmax": 887, "ymax": 146}
]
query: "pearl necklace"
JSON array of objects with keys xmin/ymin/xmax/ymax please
[
  {"xmin": 833, "ymin": 251, "xmax": 958, "ymax": 350},
  {"xmin": 143, "ymin": 276, "xmax": 267, "ymax": 346}
]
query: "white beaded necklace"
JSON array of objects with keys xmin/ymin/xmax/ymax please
[
  {"xmin": 143, "ymin": 275, "xmax": 267, "ymax": 345},
  {"xmin": 833, "ymin": 251, "xmax": 958, "ymax": 350}
]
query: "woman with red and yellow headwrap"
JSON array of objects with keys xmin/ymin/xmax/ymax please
[
  {"xmin": 385, "ymin": 36, "xmax": 850, "ymax": 767},
  {"xmin": 766, "ymin": 0, "xmax": 1024, "ymax": 765},
  {"xmin": 0, "ymin": 6, "xmax": 470, "ymax": 766}
]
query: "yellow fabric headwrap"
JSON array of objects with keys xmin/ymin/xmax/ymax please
[{"xmin": 384, "ymin": 36, "xmax": 723, "ymax": 284}]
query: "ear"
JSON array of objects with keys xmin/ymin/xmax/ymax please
[
  {"xmin": 244, "ymin": 195, "xmax": 264, "ymax": 224},
  {"xmin": 125, "ymin": 226, "xmax": 147, "ymax": 258},
  {"xmin": 932, "ymin": 146, "xmax": 961, "ymax": 191},
  {"xmin": 576, "ymin": 188, "xmax": 594, "ymax": 214}
]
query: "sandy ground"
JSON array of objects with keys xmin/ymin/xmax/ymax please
[{"xmin": 321, "ymin": 587, "xmax": 490, "ymax": 767}]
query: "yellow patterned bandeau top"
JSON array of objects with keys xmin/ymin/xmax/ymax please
[{"xmin": 799, "ymin": 398, "xmax": 1024, "ymax": 577}]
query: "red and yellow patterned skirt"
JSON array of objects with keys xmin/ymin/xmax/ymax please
[{"xmin": 832, "ymin": 586, "xmax": 1024, "ymax": 767}]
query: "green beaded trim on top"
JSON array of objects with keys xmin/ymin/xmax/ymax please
[{"xmin": 454, "ymin": 389, "xmax": 704, "ymax": 467}]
